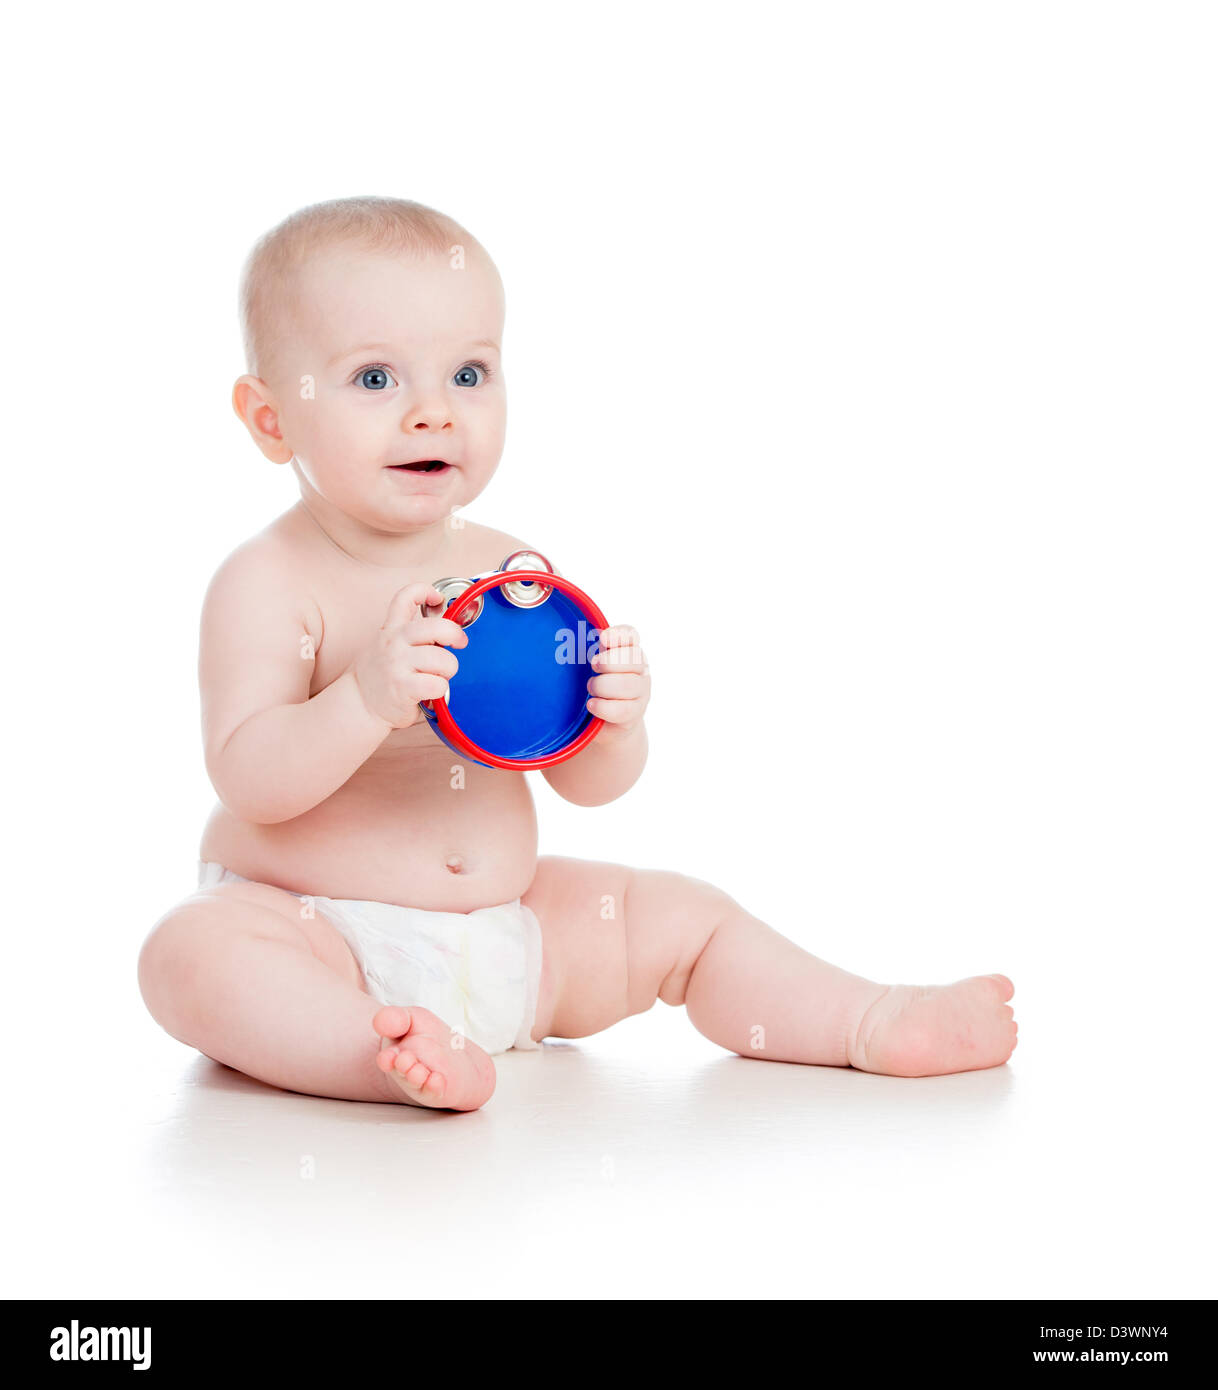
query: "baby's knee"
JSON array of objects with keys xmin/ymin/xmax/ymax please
[
  {"xmin": 625, "ymin": 867, "xmax": 736, "ymax": 1009},
  {"xmin": 138, "ymin": 905, "xmax": 195, "ymax": 1020},
  {"xmin": 640, "ymin": 867, "xmax": 735, "ymax": 929},
  {"xmin": 137, "ymin": 895, "xmax": 233, "ymax": 1035}
]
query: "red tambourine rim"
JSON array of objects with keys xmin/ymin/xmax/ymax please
[{"xmin": 431, "ymin": 570, "xmax": 609, "ymax": 771}]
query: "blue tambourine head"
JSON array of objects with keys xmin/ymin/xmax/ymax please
[{"xmin": 421, "ymin": 560, "xmax": 608, "ymax": 771}]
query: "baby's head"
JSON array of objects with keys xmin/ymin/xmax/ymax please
[{"xmin": 234, "ymin": 196, "xmax": 506, "ymax": 538}]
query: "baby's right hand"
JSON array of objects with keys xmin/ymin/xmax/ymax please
[{"xmin": 352, "ymin": 583, "xmax": 469, "ymax": 729}]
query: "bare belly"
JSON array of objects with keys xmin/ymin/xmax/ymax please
[{"xmin": 198, "ymin": 729, "xmax": 539, "ymax": 912}]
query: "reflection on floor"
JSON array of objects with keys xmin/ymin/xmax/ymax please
[{"xmin": 16, "ymin": 999, "xmax": 1211, "ymax": 1299}]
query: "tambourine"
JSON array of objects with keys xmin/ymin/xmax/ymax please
[{"xmin": 419, "ymin": 549, "xmax": 609, "ymax": 770}]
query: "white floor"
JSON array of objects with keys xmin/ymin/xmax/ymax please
[{"xmin": 10, "ymin": 971, "xmax": 1214, "ymax": 1300}]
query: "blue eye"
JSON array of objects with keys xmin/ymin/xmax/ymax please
[
  {"xmin": 453, "ymin": 362, "xmax": 490, "ymax": 388},
  {"xmin": 358, "ymin": 367, "xmax": 395, "ymax": 390}
]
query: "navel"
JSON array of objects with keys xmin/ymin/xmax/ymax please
[{"xmin": 445, "ymin": 855, "xmax": 465, "ymax": 875}]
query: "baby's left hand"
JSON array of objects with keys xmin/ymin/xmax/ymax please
[{"xmin": 587, "ymin": 625, "xmax": 651, "ymax": 735}]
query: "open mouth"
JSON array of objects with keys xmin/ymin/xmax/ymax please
[{"xmin": 389, "ymin": 459, "xmax": 451, "ymax": 473}]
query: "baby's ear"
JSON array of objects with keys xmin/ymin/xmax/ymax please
[{"xmin": 232, "ymin": 375, "xmax": 293, "ymax": 464}]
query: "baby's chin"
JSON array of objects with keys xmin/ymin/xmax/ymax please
[
  {"xmin": 358, "ymin": 478, "xmax": 478, "ymax": 535},
  {"xmin": 366, "ymin": 493, "xmax": 464, "ymax": 533},
  {"xmin": 296, "ymin": 459, "xmax": 495, "ymax": 535}
]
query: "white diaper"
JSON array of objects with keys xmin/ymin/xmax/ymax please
[{"xmin": 197, "ymin": 862, "xmax": 543, "ymax": 1055}]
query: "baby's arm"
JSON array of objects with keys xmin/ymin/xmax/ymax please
[
  {"xmin": 541, "ymin": 624, "xmax": 651, "ymax": 807},
  {"xmin": 200, "ymin": 545, "xmax": 465, "ymax": 824},
  {"xmin": 542, "ymin": 719, "xmax": 648, "ymax": 806}
]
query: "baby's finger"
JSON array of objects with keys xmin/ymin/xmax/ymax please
[
  {"xmin": 591, "ymin": 646, "xmax": 647, "ymax": 676},
  {"xmin": 404, "ymin": 614, "xmax": 470, "ymax": 648},
  {"xmin": 411, "ymin": 673, "xmax": 451, "ymax": 705},
  {"xmin": 597, "ymin": 624, "xmax": 641, "ymax": 651},
  {"xmin": 592, "ymin": 626, "xmax": 645, "ymax": 669},
  {"xmin": 591, "ymin": 650, "xmax": 646, "ymax": 674},
  {"xmin": 384, "ymin": 582, "xmax": 443, "ymax": 630},
  {"xmin": 587, "ymin": 697, "xmax": 640, "ymax": 724},
  {"xmin": 410, "ymin": 644, "xmax": 461, "ymax": 680},
  {"xmin": 587, "ymin": 672, "xmax": 643, "ymax": 700}
]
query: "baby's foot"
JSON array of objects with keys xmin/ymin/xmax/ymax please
[
  {"xmin": 847, "ymin": 974, "xmax": 1018, "ymax": 1078},
  {"xmin": 373, "ymin": 1005, "xmax": 496, "ymax": 1111}
]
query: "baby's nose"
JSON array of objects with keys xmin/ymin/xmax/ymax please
[{"xmin": 403, "ymin": 399, "xmax": 453, "ymax": 431}]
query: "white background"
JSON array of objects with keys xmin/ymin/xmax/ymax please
[{"xmin": 3, "ymin": 1, "xmax": 1214, "ymax": 1300}]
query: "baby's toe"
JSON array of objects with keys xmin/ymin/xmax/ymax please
[
  {"xmin": 393, "ymin": 1048, "xmax": 421, "ymax": 1076},
  {"xmin": 400, "ymin": 1060, "xmax": 431, "ymax": 1089},
  {"xmin": 373, "ymin": 1004, "xmax": 413, "ymax": 1040}
]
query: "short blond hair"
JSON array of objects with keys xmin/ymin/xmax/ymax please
[{"xmin": 238, "ymin": 195, "xmax": 478, "ymax": 381}]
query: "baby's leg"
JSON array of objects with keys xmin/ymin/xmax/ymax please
[
  {"xmin": 138, "ymin": 881, "xmax": 496, "ymax": 1110},
  {"xmin": 523, "ymin": 856, "xmax": 1016, "ymax": 1075}
]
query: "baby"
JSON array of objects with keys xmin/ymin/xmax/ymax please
[{"xmin": 138, "ymin": 196, "xmax": 1017, "ymax": 1111}]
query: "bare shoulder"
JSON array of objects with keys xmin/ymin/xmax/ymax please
[
  {"xmin": 457, "ymin": 519, "xmax": 559, "ymax": 573},
  {"xmin": 201, "ymin": 508, "xmax": 321, "ymax": 639}
]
